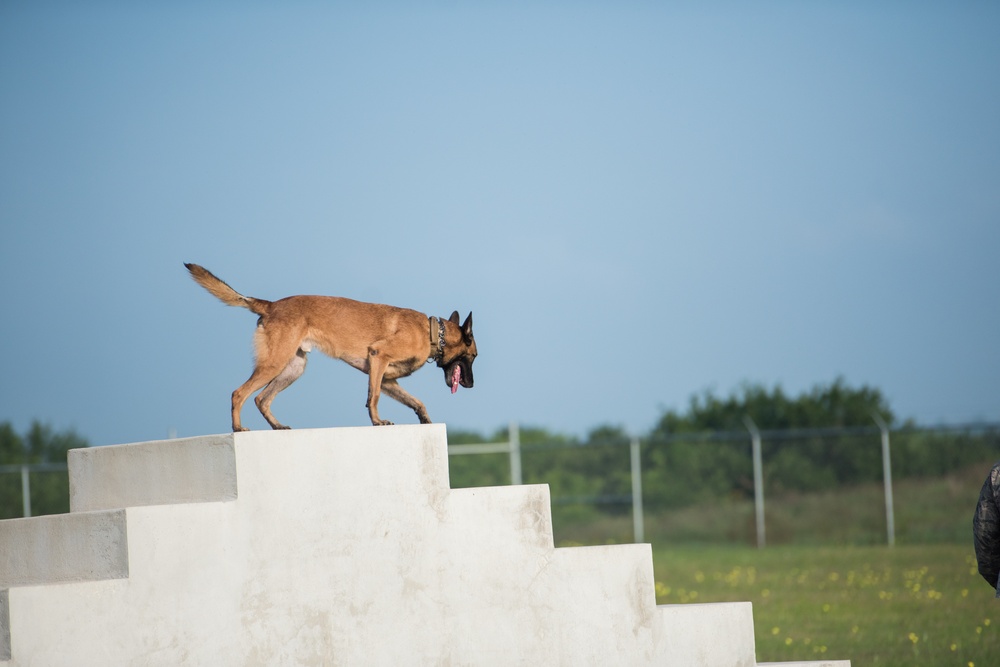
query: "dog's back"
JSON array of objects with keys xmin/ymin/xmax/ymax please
[{"xmin": 264, "ymin": 295, "xmax": 429, "ymax": 363}]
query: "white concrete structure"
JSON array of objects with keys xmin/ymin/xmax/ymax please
[{"xmin": 0, "ymin": 425, "xmax": 849, "ymax": 666}]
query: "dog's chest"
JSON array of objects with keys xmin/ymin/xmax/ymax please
[{"xmin": 387, "ymin": 356, "xmax": 424, "ymax": 378}]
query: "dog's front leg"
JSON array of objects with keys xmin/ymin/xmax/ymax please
[
  {"xmin": 381, "ymin": 379, "xmax": 431, "ymax": 424},
  {"xmin": 365, "ymin": 345, "xmax": 393, "ymax": 426}
]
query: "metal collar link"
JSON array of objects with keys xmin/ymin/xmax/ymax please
[{"xmin": 427, "ymin": 316, "xmax": 446, "ymax": 364}]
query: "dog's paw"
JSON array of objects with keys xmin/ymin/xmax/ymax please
[{"xmin": 373, "ymin": 419, "xmax": 395, "ymax": 426}]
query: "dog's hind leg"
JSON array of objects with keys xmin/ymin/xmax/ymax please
[
  {"xmin": 232, "ymin": 369, "xmax": 278, "ymax": 432},
  {"xmin": 231, "ymin": 326, "xmax": 302, "ymax": 432},
  {"xmin": 381, "ymin": 379, "xmax": 431, "ymax": 424},
  {"xmin": 254, "ymin": 349, "xmax": 308, "ymax": 430}
]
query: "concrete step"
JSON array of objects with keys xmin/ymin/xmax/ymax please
[
  {"xmin": 658, "ymin": 602, "xmax": 757, "ymax": 666},
  {"xmin": 1, "ymin": 509, "xmax": 130, "ymax": 664},
  {"xmin": 69, "ymin": 433, "xmax": 237, "ymax": 512},
  {"xmin": 68, "ymin": 425, "xmax": 450, "ymax": 513},
  {"xmin": 0, "ymin": 510, "xmax": 128, "ymax": 588}
]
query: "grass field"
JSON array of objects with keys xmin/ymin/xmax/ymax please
[
  {"xmin": 547, "ymin": 461, "xmax": 999, "ymax": 665},
  {"xmin": 651, "ymin": 543, "xmax": 996, "ymax": 665}
]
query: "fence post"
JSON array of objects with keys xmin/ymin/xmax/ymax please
[
  {"xmin": 630, "ymin": 437, "xmax": 645, "ymax": 543},
  {"xmin": 21, "ymin": 465, "xmax": 32, "ymax": 518},
  {"xmin": 508, "ymin": 422, "xmax": 522, "ymax": 485},
  {"xmin": 743, "ymin": 416, "xmax": 765, "ymax": 549},
  {"xmin": 872, "ymin": 412, "xmax": 896, "ymax": 547}
]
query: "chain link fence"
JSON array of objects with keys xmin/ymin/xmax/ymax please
[{"xmin": 451, "ymin": 422, "xmax": 1000, "ymax": 547}]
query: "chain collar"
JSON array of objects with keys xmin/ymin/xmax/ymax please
[{"xmin": 427, "ymin": 316, "xmax": 445, "ymax": 364}]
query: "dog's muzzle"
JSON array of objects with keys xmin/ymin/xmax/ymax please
[{"xmin": 443, "ymin": 357, "xmax": 474, "ymax": 393}]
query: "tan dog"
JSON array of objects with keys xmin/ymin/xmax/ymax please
[{"xmin": 184, "ymin": 263, "xmax": 476, "ymax": 430}]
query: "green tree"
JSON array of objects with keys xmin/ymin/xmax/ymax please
[
  {"xmin": 0, "ymin": 421, "xmax": 88, "ymax": 518},
  {"xmin": 644, "ymin": 379, "xmax": 896, "ymax": 507},
  {"xmin": 654, "ymin": 378, "xmax": 893, "ymax": 433}
]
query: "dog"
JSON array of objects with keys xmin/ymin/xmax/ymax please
[{"xmin": 184, "ymin": 263, "xmax": 476, "ymax": 430}]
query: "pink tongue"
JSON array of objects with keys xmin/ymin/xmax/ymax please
[{"xmin": 451, "ymin": 365, "xmax": 461, "ymax": 394}]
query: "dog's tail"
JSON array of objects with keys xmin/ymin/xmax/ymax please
[{"xmin": 184, "ymin": 263, "xmax": 270, "ymax": 316}]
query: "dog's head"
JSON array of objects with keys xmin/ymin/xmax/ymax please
[{"xmin": 441, "ymin": 311, "xmax": 476, "ymax": 393}]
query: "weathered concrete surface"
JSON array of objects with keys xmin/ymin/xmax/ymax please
[
  {"xmin": 0, "ymin": 590, "xmax": 8, "ymax": 661},
  {"xmin": 0, "ymin": 425, "xmax": 848, "ymax": 666},
  {"xmin": 659, "ymin": 602, "xmax": 756, "ymax": 667},
  {"xmin": 69, "ymin": 433, "xmax": 237, "ymax": 512},
  {"xmin": 0, "ymin": 510, "xmax": 128, "ymax": 587}
]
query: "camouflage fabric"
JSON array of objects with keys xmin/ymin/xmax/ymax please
[{"xmin": 973, "ymin": 461, "xmax": 1000, "ymax": 597}]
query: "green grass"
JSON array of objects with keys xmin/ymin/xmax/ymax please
[{"xmin": 651, "ymin": 543, "xmax": 996, "ymax": 666}]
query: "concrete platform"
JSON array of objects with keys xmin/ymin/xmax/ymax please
[{"xmin": 1, "ymin": 425, "xmax": 849, "ymax": 666}]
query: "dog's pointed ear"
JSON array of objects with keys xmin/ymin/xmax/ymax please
[
  {"xmin": 449, "ymin": 311, "xmax": 461, "ymax": 325},
  {"xmin": 462, "ymin": 312, "xmax": 474, "ymax": 341}
]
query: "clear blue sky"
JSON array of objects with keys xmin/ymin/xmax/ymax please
[{"xmin": 2, "ymin": 2, "xmax": 998, "ymax": 447}]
